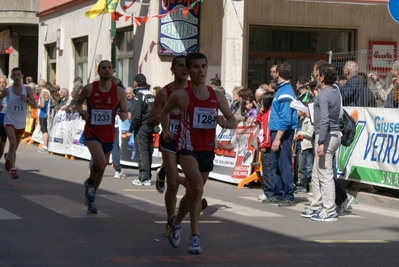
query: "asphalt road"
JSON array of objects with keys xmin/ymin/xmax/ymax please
[{"xmin": 1, "ymin": 143, "xmax": 399, "ymax": 267}]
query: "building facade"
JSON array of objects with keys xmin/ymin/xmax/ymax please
[
  {"xmin": 36, "ymin": 0, "xmax": 398, "ymax": 93},
  {"xmin": 0, "ymin": 0, "xmax": 39, "ymax": 81}
]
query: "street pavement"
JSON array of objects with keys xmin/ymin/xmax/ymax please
[{"xmin": 1, "ymin": 143, "xmax": 399, "ymax": 266}]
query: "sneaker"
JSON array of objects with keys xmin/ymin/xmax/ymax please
[
  {"xmin": 4, "ymin": 153, "xmax": 11, "ymax": 172},
  {"xmin": 301, "ymin": 207, "xmax": 322, "ymax": 218},
  {"xmin": 114, "ymin": 171, "xmax": 126, "ymax": 179},
  {"xmin": 132, "ymin": 179, "xmax": 152, "ymax": 186},
  {"xmin": 164, "ymin": 222, "xmax": 171, "ymax": 237},
  {"xmin": 257, "ymin": 193, "xmax": 267, "ymax": 201},
  {"xmin": 262, "ymin": 196, "xmax": 280, "ymax": 204},
  {"xmin": 201, "ymin": 198, "xmax": 208, "ymax": 210},
  {"xmin": 155, "ymin": 167, "xmax": 165, "ymax": 194},
  {"xmin": 84, "ymin": 179, "xmax": 95, "ymax": 203},
  {"xmin": 86, "ymin": 200, "xmax": 98, "ymax": 214},
  {"xmin": 11, "ymin": 169, "xmax": 19, "ymax": 180},
  {"xmin": 294, "ymin": 187, "xmax": 307, "ymax": 194},
  {"xmin": 311, "ymin": 212, "xmax": 339, "ymax": 222},
  {"xmin": 36, "ymin": 147, "xmax": 48, "ymax": 153},
  {"xmin": 188, "ymin": 234, "xmax": 202, "ymax": 254},
  {"xmin": 338, "ymin": 194, "xmax": 356, "ymax": 214},
  {"xmin": 168, "ymin": 215, "xmax": 181, "ymax": 248},
  {"xmin": 278, "ymin": 199, "xmax": 296, "ymax": 207}
]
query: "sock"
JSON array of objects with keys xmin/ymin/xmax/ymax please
[{"xmin": 86, "ymin": 178, "xmax": 95, "ymax": 185}]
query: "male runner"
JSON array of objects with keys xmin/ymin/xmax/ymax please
[
  {"xmin": 75, "ymin": 60, "xmax": 128, "ymax": 214},
  {"xmin": 0, "ymin": 68, "xmax": 38, "ymax": 179},
  {"xmin": 161, "ymin": 52, "xmax": 238, "ymax": 254}
]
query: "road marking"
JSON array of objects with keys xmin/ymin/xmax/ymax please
[
  {"xmin": 315, "ymin": 240, "xmax": 389, "ymax": 243},
  {"xmin": 23, "ymin": 195, "xmax": 111, "ymax": 218},
  {"xmin": 123, "ymin": 189, "xmax": 157, "ymax": 192},
  {"xmin": 188, "ymin": 196, "xmax": 283, "ymax": 217},
  {"xmin": 0, "ymin": 207, "xmax": 21, "ymax": 220},
  {"xmin": 154, "ymin": 220, "xmax": 223, "ymax": 224},
  {"xmin": 101, "ymin": 194, "xmax": 166, "ymax": 217}
]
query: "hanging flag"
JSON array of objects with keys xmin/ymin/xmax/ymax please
[{"xmin": 85, "ymin": 0, "xmax": 119, "ymax": 19}]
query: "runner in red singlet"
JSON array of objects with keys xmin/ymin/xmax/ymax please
[
  {"xmin": 75, "ymin": 60, "xmax": 128, "ymax": 214},
  {"xmin": 161, "ymin": 52, "xmax": 238, "ymax": 254}
]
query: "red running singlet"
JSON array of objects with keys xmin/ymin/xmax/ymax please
[
  {"xmin": 177, "ymin": 86, "xmax": 219, "ymax": 152},
  {"xmin": 84, "ymin": 81, "xmax": 119, "ymax": 143}
]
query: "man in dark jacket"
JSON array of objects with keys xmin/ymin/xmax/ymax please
[{"xmin": 127, "ymin": 74, "xmax": 155, "ymax": 186}]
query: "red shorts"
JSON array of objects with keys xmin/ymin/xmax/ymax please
[{"xmin": 5, "ymin": 124, "xmax": 25, "ymax": 135}]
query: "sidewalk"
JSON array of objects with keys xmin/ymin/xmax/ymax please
[{"xmin": 339, "ymin": 179, "xmax": 399, "ymax": 210}]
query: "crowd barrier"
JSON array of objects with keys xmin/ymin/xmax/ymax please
[{"xmin": 25, "ymin": 108, "xmax": 399, "ymax": 190}]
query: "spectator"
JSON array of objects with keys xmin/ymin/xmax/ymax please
[
  {"xmin": 268, "ymin": 62, "xmax": 298, "ymax": 207},
  {"xmin": 294, "ymin": 107, "xmax": 314, "ymax": 194},
  {"xmin": 128, "ymin": 74, "xmax": 155, "ymax": 186},
  {"xmin": 255, "ymin": 86, "xmax": 266, "ymax": 106},
  {"xmin": 300, "ymin": 63, "xmax": 341, "ymax": 222},
  {"xmin": 230, "ymin": 85, "xmax": 243, "ymax": 115},
  {"xmin": 213, "ymin": 85, "xmax": 232, "ymax": 107},
  {"xmin": 368, "ymin": 60, "xmax": 399, "ymax": 108},
  {"xmin": 358, "ymin": 72, "xmax": 376, "ymax": 107},
  {"xmin": 256, "ymin": 92, "xmax": 278, "ymax": 203},
  {"xmin": 241, "ymin": 95, "xmax": 258, "ymax": 122},
  {"xmin": 152, "ymin": 86, "xmax": 162, "ymax": 96},
  {"xmin": 25, "ymin": 76, "xmax": 33, "ymax": 85},
  {"xmin": 339, "ymin": 61, "xmax": 362, "ymax": 106},
  {"xmin": 55, "ymin": 88, "xmax": 69, "ymax": 112},
  {"xmin": 296, "ymin": 76, "xmax": 311, "ymax": 103}
]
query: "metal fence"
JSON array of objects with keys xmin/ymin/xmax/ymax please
[{"xmin": 329, "ymin": 48, "xmax": 398, "ymax": 107}]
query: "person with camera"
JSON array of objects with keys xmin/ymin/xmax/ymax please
[{"xmin": 368, "ymin": 60, "xmax": 399, "ymax": 107}]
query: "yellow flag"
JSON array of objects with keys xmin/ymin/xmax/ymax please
[{"xmin": 85, "ymin": 0, "xmax": 119, "ymax": 19}]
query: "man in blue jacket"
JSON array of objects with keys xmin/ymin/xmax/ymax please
[{"xmin": 268, "ymin": 63, "xmax": 298, "ymax": 207}]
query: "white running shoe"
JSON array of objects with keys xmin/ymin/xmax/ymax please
[{"xmin": 114, "ymin": 171, "xmax": 126, "ymax": 179}]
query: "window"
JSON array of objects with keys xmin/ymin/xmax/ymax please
[
  {"xmin": 73, "ymin": 37, "xmax": 88, "ymax": 83},
  {"xmin": 115, "ymin": 27, "xmax": 133, "ymax": 87},
  {"xmin": 46, "ymin": 43, "xmax": 57, "ymax": 84},
  {"xmin": 247, "ymin": 26, "xmax": 356, "ymax": 90}
]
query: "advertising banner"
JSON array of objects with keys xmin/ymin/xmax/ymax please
[{"xmin": 337, "ymin": 107, "xmax": 399, "ymax": 189}]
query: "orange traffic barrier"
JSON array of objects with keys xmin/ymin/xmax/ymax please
[{"xmin": 237, "ymin": 151, "xmax": 264, "ymax": 189}]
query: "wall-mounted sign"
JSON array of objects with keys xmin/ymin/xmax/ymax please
[
  {"xmin": 369, "ymin": 41, "xmax": 397, "ymax": 76},
  {"xmin": 388, "ymin": 0, "xmax": 399, "ymax": 23},
  {"xmin": 158, "ymin": 1, "xmax": 201, "ymax": 55}
]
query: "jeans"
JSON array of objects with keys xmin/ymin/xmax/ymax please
[
  {"xmin": 261, "ymin": 148, "xmax": 275, "ymax": 198},
  {"xmin": 270, "ymin": 130, "xmax": 295, "ymax": 201},
  {"xmin": 298, "ymin": 148, "xmax": 313, "ymax": 189}
]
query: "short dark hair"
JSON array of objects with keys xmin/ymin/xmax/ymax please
[
  {"xmin": 97, "ymin": 60, "xmax": 112, "ymax": 71},
  {"xmin": 11, "ymin": 67, "xmax": 22, "ymax": 73},
  {"xmin": 276, "ymin": 63, "xmax": 291, "ymax": 80},
  {"xmin": 172, "ymin": 55, "xmax": 186, "ymax": 68},
  {"xmin": 297, "ymin": 76, "xmax": 309, "ymax": 85},
  {"xmin": 318, "ymin": 63, "xmax": 337, "ymax": 86},
  {"xmin": 185, "ymin": 52, "xmax": 207, "ymax": 69}
]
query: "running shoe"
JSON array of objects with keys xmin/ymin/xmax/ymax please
[
  {"xmin": 11, "ymin": 169, "xmax": 19, "ymax": 180},
  {"xmin": 257, "ymin": 193, "xmax": 267, "ymax": 201},
  {"xmin": 168, "ymin": 215, "xmax": 181, "ymax": 248},
  {"xmin": 85, "ymin": 200, "xmax": 98, "ymax": 214},
  {"xmin": 188, "ymin": 234, "xmax": 202, "ymax": 254},
  {"xmin": 84, "ymin": 179, "xmax": 95, "ymax": 203},
  {"xmin": 201, "ymin": 198, "xmax": 208, "ymax": 210},
  {"xmin": 36, "ymin": 147, "xmax": 48, "ymax": 154},
  {"xmin": 4, "ymin": 153, "xmax": 11, "ymax": 172},
  {"xmin": 155, "ymin": 167, "xmax": 166, "ymax": 194},
  {"xmin": 114, "ymin": 171, "xmax": 126, "ymax": 179},
  {"xmin": 132, "ymin": 179, "xmax": 151, "ymax": 186},
  {"xmin": 311, "ymin": 212, "xmax": 339, "ymax": 222},
  {"xmin": 164, "ymin": 222, "xmax": 171, "ymax": 237},
  {"xmin": 301, "ymin": 207, "xmax": 322, "ymax": 218}
]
